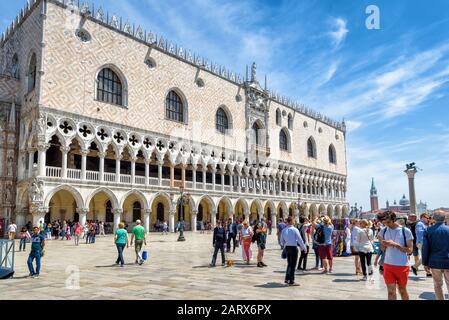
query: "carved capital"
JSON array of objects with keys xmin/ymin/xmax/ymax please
[
  {"xmin": 98, "ymin": 151, "xmax": 107, "ymax": 158},
  {"xmin": 113, "ymin": 209, "xmax": 123, "ymax": 215},
  {"xmin": 60, "ymin": 146, "xmax": 71, "ymax": 154},
  {"xmin": 76, "ymin": 208, "xmax": 89, "ymax": 216}
]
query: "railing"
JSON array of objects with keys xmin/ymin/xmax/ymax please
[
  {"xmin": 185, "ymin": 181, "xmax": 193, "ymax": 189},
  {"xmin": 196, "ymin": 182, "xmax": 203, "ymax": 189},
  {"xmin": 104, "ymin": 172, "xmax": 116, "ymax": 182},
  {"xmin": 135, "ymin": 176, "xmax": 145, "ymax": 185},
  {"xmin": 162, "ymin": 179, "xmax": 170, "ymax": 187},
  {"xmin": 224, "ymin": 185, "xmax": 231, "ymax": 192},
  {"xmin": 149, "ymin": 177, "xmax": 159, "ymax": 185},
  {"xmin": 67, "ymin": 168, "xmax": 81, "ymax": 180},
  {"xmin": 206, "ymin": 183, "xmax": 213, "ymax": 190},
  {"xmin": 86, "ymin": 170, "xmax": 99, "ymax": 181},
  {"xmin": 46, "ymin": 166, "xmax": 61, "ymax": 178},
  {"xmin": 120, "ymin": 174, "xmax": 132, "ymax": 184}
]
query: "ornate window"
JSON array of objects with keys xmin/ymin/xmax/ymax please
[
  {"xmin": 27, "ymin": 53, "xmax": 37, "ymax": 93},
  {"xmin": 329, "ymin": 144, "xmax": 337, "ymax": 164},
  {"xmin": 276, "ymin": 109, "xmax": 281, "ymax": 126},
  {"xmin": 97, "ymin": 68, "xmax": 123, "ymax": 105},
  {"xmin": 165, "ymin": 90, "xmax": 184, "ymax": 123},
  {"xmin": 216, "ymin": 107, "xmax": 229, "ymax": 134},
  {"xmin": 279, "ymin": 129, "xmax": 288, "ymax": 151},
  {"xmin": 288, "ymin": 114, "xmax": 293, "ymax": 130},
  {"xmin": 307, "ymin": 137, "xmax": 316, "ymax": 158}
]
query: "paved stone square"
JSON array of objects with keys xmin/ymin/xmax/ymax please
[{"xmin": 0, "ymin": 232, "xmax": 438, "ymax": 300}]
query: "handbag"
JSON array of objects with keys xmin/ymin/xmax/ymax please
[{"xmin": 281, "ymin": 248, "xmax": 287, "ymax": 259}]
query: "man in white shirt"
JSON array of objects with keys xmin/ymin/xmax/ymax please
[
  {"xmin": 281, "ymin": 217, "xmax": 307, "ymax": 286},
  {"xmin": 8, "ymin": 222, "xmax": 17, "ymax": 240},
  {"xmin": 351, "ymin": 219, "xmax": 362, "ymax": 275},
  {"xmin": 380, "ymin": 211, "xmax": 413, "ymax": 300}
]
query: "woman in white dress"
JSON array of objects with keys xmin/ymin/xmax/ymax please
[{"xmin": 240, "ymin": 221, "xmax": 253, "ymax": 264}]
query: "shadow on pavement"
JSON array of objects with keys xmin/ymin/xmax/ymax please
[
  {"xmin": 254, "ymin": 282, "xmax": 288, "ymax": 288},
  {"xmin": 95, "ymin": 263, "xmax": 135, "ymax": 268},
  {"xmin": 333, "ymin": 279, "xmax": 361, "ymax": 283},
  {"xmin": 408, "ymin": 277, "xmax": 427, "ymax": 282},
  {"xmin": 419, "ymin": 292, "xmax": 436, "ymax": 300}
]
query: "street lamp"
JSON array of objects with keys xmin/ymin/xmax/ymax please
[{"xmin": 177, "ymin": 185, "xmax": 190, "ymax": 242}]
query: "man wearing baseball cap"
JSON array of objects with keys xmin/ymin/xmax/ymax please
[{"xmin": 130, "ymin": 219, "xmax": 147, "ymax": 265}]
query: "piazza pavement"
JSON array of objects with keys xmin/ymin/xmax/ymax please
[{"xmin": 0, "ymin": 231, "xmax": 440, "ymax": 300}]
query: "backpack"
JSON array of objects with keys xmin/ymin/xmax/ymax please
[{"xmin": 314, "ymin": 225, "xmax": 325, "ymax": 244}]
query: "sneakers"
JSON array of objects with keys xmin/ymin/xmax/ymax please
[
  {"xmin": 362, "ymin": 275, "xmax": 367, "ymax": 281},
  {"xmin": 257, "ymin": 262, "xmax": 263, "ymax": 268},
  {"xmin": 209, "ymin": 263, "xmax": 216, "ymax": 267},
  {"xmin": 328, "ymin": 269, "xmax": 333, "ymax": 274},
  {"xmin": 261, "ymin": 262, "xmax": 268, "ymax": 267},
  {"xmin": 426, "ymin": 273, "xmax": 433, "ymax": 278},
  {"xmin": 288, "ymin": 282, "xmax": 300, "ymax": 286},
  {"xmin": 221, "ymin": 262, "xmax": 226, "ymax": 266},
  {"xmin": 411, "ymin": 266, "xmax": 418, "ymax": 276},
  {"xmin": 32, "ymin": 274, "xmax": 39, "ymax": 278}
]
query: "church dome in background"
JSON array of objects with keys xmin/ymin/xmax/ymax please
[{"xmin": 399, "ymin": 194, "xmax": 410, "ymax": 206}]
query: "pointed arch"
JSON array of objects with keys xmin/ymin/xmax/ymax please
[
  {"xmin": 165, "ymin": 87, "xmax": 188, "ymax": 124},
  {"xmin": 44, "ymin": 185, "xmax": 84, "ymax": 209},
  {"xmin": 276, "ymin": 108, "xmax": 281, "ymax": 126},
  {"xmin": 119, "ymin": 190, "xmax": 149, "ymax": 210},
  {"xmin": 85, "ymin": 187, "xmax": 119, "ymax": 209},
  {"xmin": 279, "ymin": 127, "xmax": 290, "ymax": 152},
  {"xmin": 95, "ymin": 64, "xmax": 128, "ymax": 107}
]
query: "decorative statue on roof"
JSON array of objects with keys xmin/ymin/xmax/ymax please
[
  {"xmin": 406, "ymin": 162, "xmax": 416, "ymax": 170},
  {"xmin": 251, "ymin": 62, "xmax": 257, "ymax": 82}
]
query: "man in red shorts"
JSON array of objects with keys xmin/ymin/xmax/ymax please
[{"xmin": 379, "ymin": 211, "xmax": 413, "ymax": 300}]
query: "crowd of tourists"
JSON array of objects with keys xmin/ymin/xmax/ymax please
[{"xmin": 5, "ymin": 208, "xmax": 448, "ymax": 300}]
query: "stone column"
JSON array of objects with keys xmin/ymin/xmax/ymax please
[
  {"xmin": 113, "ymin": 209, "xmax": 123, "ymax": 232},
  {"xmin": 237, "ymin": 173, "xmax": 242, "ymax": 193},
  {"xmin": 169, "ymin": 210, "xmax": 175, "ymax": 233},
  {"xmin": 131, "ymin": 157, "xmax": 136, "ymax": 185},
  {"xmin": 28, "ymin": 149, "xmax": 35, "ymax": 178},
  {"xmin": 170, "ymin": 164, "xmax": 175, "ymax": 188},
  {"xmin": 60, "ymin": 146, "xmax": 70, "ymax": 179},
  {"xmin": 158, "ymin": 160, "xmax": 163, "ymax": 186},
  {"xmin": 221, "ymin": 170, "xmax": 225, "ymax": 191},
  {"xmin": 115, "ymin": 155, "xmax": 122, "ymax": 183},
  {"xmin": 181, "ymin": 164, "xmax": 186, "ymax": 187},
  {"xmin": 77, "ymin": 208, "xmax": 88, "ymax": 226},
  {"xmin": 192, "ymin": 165, "xmax": 197, "ymax": 190},
  {"xmin": 37, "ymin": 144, "xmax": 48, "ymax": 177},
  {"xmin": 271, "ymin": 213, "xmax": 277, "ymax": 229},
  {"xmin": 405, "ymin": 167, "xmax": 418, "ymax": 215},
  {"xmin": 81, "ymin": 149, "xmax": 88, "ymax": 181},
  {"xmin": 144, "ymin": 209, "xmax": 151, "ymax": 233},
  {"xmin": 144, "ymin": 159, "xmax": 150, "ymax": 186},
  {"xmin": 191, "ymin": 209, "xmax": 197, "ymax": 232},
  {"xmin": 212, "ymin": 167, "xmax": 216, "ymax": 190},
  {"xmin": 211, "ymin": 208, "xmax": 217, "ymax": 228},
  {"xmin": 202, "ymin": 168, "xmax": 207, "ymax": 190},
  {"xmin": 244, "ymin": 210, "xmax": 250, "ymax": 223},
  {"xmin": 98, "ymin": 152, "xmax": 106, "ymax": 182}
]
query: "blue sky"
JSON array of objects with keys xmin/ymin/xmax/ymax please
[{"xmin": 2, "ymin": 0, "xmax": 449, "ymax": 210}]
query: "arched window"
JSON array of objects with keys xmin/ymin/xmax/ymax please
[
  {"xmin": 307, "ymin": 137, "xmax": 316, "ymax": 158},
  {"xmin": 166, "ymin": 90, "xmax": 184, "ymax": 122},
  {"xmin": 252, "ymin": 122, "xmax": 261, "ymax": 146},
  {"xmin": 97, "ymin": 68, "xmax": 123, "ymax": 105},
  {"xmin": 279, "ymin": 129, "xmax": 288, "ymax": 151},
  {"xmin": 11, "ymin": 54, "xmax": 19, "ymax": 79},
  {"xmin": 157, "ymin": 203, "xmax": 164, "ymax": 221},
  {"xmin": 276, "ymin": 109, "xmax": 281, "ymax": 125},
  {"xmin": 216, "ymin": 108, "xmax": 229, "ymax": 134},
  {"xmin": 329, "ymin": 144, "xmax": 337, "ymax": 164},
  {"xmin": 27, "ymin": 53, "xmax": 37, "ymax": 93},
  {"xmin": 288, "ymin": 114, "xmax": 293, "ymax": 130},
  {"xmin": 132, "ymin": 201, "xmax": 141, "ymax": 222}
]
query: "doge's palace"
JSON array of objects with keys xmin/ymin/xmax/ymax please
[{"xmin": 0, "ymin": 0, "xmax": 349, "ymax": 233}]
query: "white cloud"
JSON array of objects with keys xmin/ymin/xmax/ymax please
[
  {"xmin": 329, "ymin": 18, "xmax": 348, "ymax": 48},
  {"xmin": 345, "ymin": 120, "xmax": 362, "ymax": 132}
]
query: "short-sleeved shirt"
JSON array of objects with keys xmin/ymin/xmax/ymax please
[
  {"xmin": 31, "ymin": 234, "xmax": 45, "ymax": 251},
  {"xmin": 382, "ymin": 226, "xmax": 413, "ymax": 266},
  {"xmin": 115, "ymin": 229, "xmax": 128, "ymax": 245},
  {"xmin": 132, "ymin": 225, "xmax": 145, "ymax": 240},
  {"xmin": 322, "ymin": 224, "xmax": 334, "ymax": 245},
  {"xmin": 8, "ymin": 224, "xmax": 17, "ymax": 233}
]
